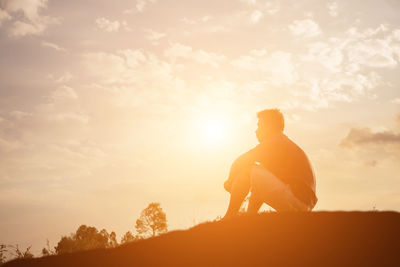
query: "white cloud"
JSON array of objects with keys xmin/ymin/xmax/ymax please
[
  {"xmin": 51, "ymin": 85, "xmax": 78, "ymax": 100},
  {"xmin": 201, "ymin": 15, "xmax": 212, "ymax": 22},
  {"xmin": 392, "ymin": 29, "xmax": 400, "ymax": 41},
  {"xmin": 48, "ymin": 112, "xmax": 88, "ymax": 124},
  {"xmin": 10, "ymin": 16, "xmax": 59, "ymax": 37},
  {"xmin": 10, "ymin": 20, "xmax": 41, "ymax": 36},
  {"xmin": 240, "ymin": 0, "xmax": 256, "ymax": 5},
  {"xmin": 0, "ymin": 8, "xmax": 11, "ymax": 26},
  {"xmin": 82, "ymin": 49, "xmax": 172, "ymax": 86},
  {"xmin": 41, "ymin": 41, "xmax": 66, "ymax": 52},
  {"xmin": 209, "ymin": 25, "xmax": 230, "ymax": 33},
  {"xmin": 3, "ymin": 0, "xmax": 59, "ymax": 37},
  {"xmin": 81, "ymin": 49, "xmax": 188, "ymax": 111},
  {"xmin": 289, "ymin": 19, "xmax": 321, "ymax": 38},
  {"xmin": 302, "ymin": 42, "xmax": 343, "ymax": 72},
  {"xmin": 250, "ymin": 10, "xmax": 263, "ymax": 23},
  {"xmin": 144, "ymin": 29, "xmax": 166, "ymax": 44},
  {"xmin": 136, "ymin": 0, "xmax": 157, "ymax": 13},
  {"xmin": 4, "ymin": 0, "xmax": 47, "ymax": 20},
  {"xmin": 95, "ymin": 17, "xmax": 128, "ymax": 32},
  {"xmin": 347, "ymin": 38, "xmax": 397, "ymax": 69},
  {"xmin": 302, "ymin": 25, "xmax": 399, "ymax": 75},
  {"xmin": 181, "ymin": 17, "xmax": 196, "ymax": 25},
  {"xmin": 10, "ymin": 110, "xmax": 32, "ymax": 120},
  {"xmin": 164, "ymin": 43, "xmax": 226, "ymax": 68},
  {"xmin": 0, "ymin": 137, "xmax": 20, "ymax": 152},
  {"xmin": 264, "ymin": 1, "xmax": 280, "ymax": 14},
  {"xmin": 50, "ymin": 72, "xmax": 74, "ymax": 84},
  {"xmin": 249, "ymin": 49, "xmax": 267, "ymax": 57},
  {"xmin": 327, "ymin": 2, "xmax": 338, "ymax": 17},
  {"xmin": 118, "ymin": 49, "xmax": 146, "ymax": 68},
  {"xmin": 181, "ymin": 15, "xmax": 212, "ymax": 25},
  {"xmin": 82, "ymin": 52, "xmax": 127, "ymax": 84},
  {"xmin": 391, "ymin": 98, "xmax": 400, "ymax": 104},
  {"xmin": 231, "ymin": 50, "xmax": 298, "ymax": 86},
  {"xmin": 293, "ymin": 24, "xmax": 400, "ymax": 108}
]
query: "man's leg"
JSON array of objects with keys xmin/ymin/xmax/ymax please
[
  {"xmin": 223, "ymin": 169, "xmax": 251, "ymax": 219},
  {"xmin": 249, "ymin": 165, "xmax": 304, "ymax": 212}
]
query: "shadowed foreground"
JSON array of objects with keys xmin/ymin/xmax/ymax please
[{"xmin": 5, "ymin": 212, "xmax": 400, "ymax": 266}]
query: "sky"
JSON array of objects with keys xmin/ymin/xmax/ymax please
[{"xmin": 1, "ymin": 0, "xmax": 400, "ymax": 256}]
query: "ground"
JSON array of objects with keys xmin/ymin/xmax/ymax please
[{"xmin": 4, "ymin": 211, "xmax": 400, "ymax": 266}]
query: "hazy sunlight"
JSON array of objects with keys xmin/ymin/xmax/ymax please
[{"xmin": 195, "ymin": 116, "xmax": 231, "ymax": 146}]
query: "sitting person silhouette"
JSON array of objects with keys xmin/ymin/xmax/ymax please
[{"xmin": 223, "ymin": 109, "xmax": 317, "ymax": 218}]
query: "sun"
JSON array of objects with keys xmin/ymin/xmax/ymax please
[
  {"xmin": 195, "ymin": 116, "xmax": 230, "ymax": 146},
  {"xmin": 202, "ymin": 119, "xmax": 224, "ymax": 142}
]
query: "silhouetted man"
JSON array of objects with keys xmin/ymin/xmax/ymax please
[{"xmin": 223, "ymin": 109, "xmax": 317, "ymax": 218}]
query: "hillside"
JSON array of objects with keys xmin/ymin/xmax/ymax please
[{"xmin": 4, "ymin": 212, "xmax": 400, "ymax": 266}]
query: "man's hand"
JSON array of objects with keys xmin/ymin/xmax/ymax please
[{"xmin": 224, "ymin": 180, "xmax": 232, "ymax": 193}]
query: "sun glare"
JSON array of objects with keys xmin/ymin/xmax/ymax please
[
  {"xmin": 202, "ymin": 119, "xmax": 224, "ymax": 142},
  {"xmin": 194, "ymin": 116, "xmax": 231, "ymax": 146}
]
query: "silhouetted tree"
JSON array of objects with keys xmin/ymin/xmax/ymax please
[
  {"xmin": 135, "ymin": 202, "xmax": 168, "ymax": 238},
  {"xmin": 9, "ymin": 245, "xmax": 34, "ymax": 260},
  {"xmin": 104, "ymin": 230, "xmax": 118, "ymax": 248},
  {"xmin": 55, "ymin": 225, "xmax": 118, "ymax": 254},
  {"xmin": 41, "ymin": 239, "xmax": 55, "ymax": 257},
  {"xmin": 120, "ymin": 231, "xmax": 138, "ymax": 244},
  {"xmin": 0, "ymin": 244, "xmax": 7, "ymax": 264}
]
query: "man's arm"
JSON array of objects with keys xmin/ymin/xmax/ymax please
[{"xmin": 224, "ymin": 146, "xmax": 261, "ymax": 192}]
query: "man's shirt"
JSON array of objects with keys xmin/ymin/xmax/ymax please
[{"xmin": 243, "ymin": 133, "xmax": 317, "ymax": 208}]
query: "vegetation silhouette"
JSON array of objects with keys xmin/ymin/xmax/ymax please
[
  {"xmin": 0, "ymin": 202, "xmax": 167, "ymax": 264},
  {"xmin": 0, "ymin": 244, "xmax": 33, "ymax": 265},
  {"xmin": 0, "ymin": 245, "xmax": 6, "ymax": 264},
  {"xmin": 135, "ymin": 202, "xmax": 168, "ymax": 238},
  {"xmin": 3, "ymin": 212, "xmax": 400, "ymax": 266},
  {"xmin": 54, "ymin": 225, "xmax": 118, "ymax": 255},
  {"xmin": 120, "ymin": 231, "xmax": 137, "ymax": 245}
]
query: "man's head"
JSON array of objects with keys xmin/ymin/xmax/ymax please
[{"xmin": 256, "ymin": 109, "xmax": 284, "ymax": 142}]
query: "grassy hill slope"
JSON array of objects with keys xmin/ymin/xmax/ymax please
[{"xmin": 4, "ymin": 211, "xmax": 400, "ymax": 266}]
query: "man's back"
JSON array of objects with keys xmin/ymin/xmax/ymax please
[{"xmin": 253, "ymin": 133, "xmax": 317, "ymax": 208}]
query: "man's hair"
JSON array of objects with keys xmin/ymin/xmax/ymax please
[{"xmin": 257, "ymin": 109, "xmax": 284, "ymax": 132}]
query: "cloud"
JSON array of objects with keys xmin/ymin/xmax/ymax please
[
  {"xmin": 231, "ymin": 50, "xmax": 298, "ymax": 86},
  {"xmin": 294, "ymin": 24, "xmax": 400, "ymax": 108},
  {"xmin": 136, "ymin": 0, "xmax": 157, "ymax": 13},
  {"xmin": 3, "ymin": 0, "xmax": 59, "ymax": 37},
  {"xmin": 302, "ymin": 42, "xmax": 343, "ymax": 72},
  {"xmin": 0, "ymin": 8, "xmax": 11, "ymax": 26},
  {"xmin": 81, "ymin": 49, "xmax": 186, "ymax": 107},
  {"xmin": 0, "ymin": 137, "xmax": 20, "ymax": 152},
  {"xmin": 346, "ymin": 34, "xmax": 397, "ymax": 70},
  {"xmin": 47, "ymin": 112, "xmax": 88, "ymax": 124},
  {"xmin": 144, "ymin": 29, "xmax": 166, "ymax": 44},
  {"xmin": 239, "ymin": 0, "xmax": 257, "ymax": 5},
  {"xmin": 327, "ymin": 2, "xmax": 338, "ymax": 17},
  {"xmin": 289, "ymin": 19, "xmax": 321, "ymax": 38},
  {"xmin": 340, "ymin": 127, "xmax": 400, "ymax": 147},
  {"xmin": 3, "ymin": 0, "xmax": 47, "ymax": 20},
  {"xmin": 10, "ymin": 110, "xmax": 31, "ymax": 120},
  {"xmin": 41, "ymin": 41, "xmax": 66, "ymax": 52},
  {"xmin": 51, "ymin": 85, "xmax": 78, "ymax": 100},
  {"xmin": 181, "ymin": 15, "xmax": 212, "ymax": 25},
  {"xmin": 209, "ymin": 25, "xmax": 230, "ymax": 33},
  {"xmin": 164, "ymin": 43, "xmax": 226, "ymax": 68},
  {"xmin": 250, "ymin": 10, "xmax": 262, "ymax": 23},
  {"xmin": 95, "ymin": 17, "xmax": 129, "ymax": 32}
]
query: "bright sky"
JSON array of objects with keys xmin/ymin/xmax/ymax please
[{"xmin": 1, "ymin": 0, "xmax": 400, "ymax": 256}]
